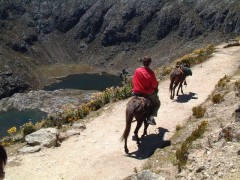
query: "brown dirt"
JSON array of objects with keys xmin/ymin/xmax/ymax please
[{"xmin": 5, "ymin": 44, "xmax": 240, "ymax": 180}]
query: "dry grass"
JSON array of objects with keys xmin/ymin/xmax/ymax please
[
  {"xmin": 211, "ymin": 93, "xmax": 224, "ymax": 104},
  {"xmin": 192, "ymin": 105, "xmax": 206, "ymax": 118}
]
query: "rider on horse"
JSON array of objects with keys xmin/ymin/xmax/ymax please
[
  {"xmin": 176, "ymin": 63, "xmax": 192, "ymax": 85},
  {"xmin": 132, "ymin": 56, "xmax": 161, "ymax": 125}
]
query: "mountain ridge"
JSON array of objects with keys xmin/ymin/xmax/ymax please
[{"xmin": 0, "ymin": 0, "xmax": 239, "ymax": 90}]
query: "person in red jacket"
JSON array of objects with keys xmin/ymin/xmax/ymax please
[{"xmin": 132, "ymin": 56, "xmax": 161, "ymax": 125}]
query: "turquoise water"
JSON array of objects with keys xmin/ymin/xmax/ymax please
[
  {"xmin": 0, "ymin": 109, "xmax": 48, "ymax": 138},
  {"xmin": 44, "ymin": 73, "xmax": 123, "ymax": 91}
]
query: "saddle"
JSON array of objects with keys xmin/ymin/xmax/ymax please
[
  {"xmin": 175, "ymin": 67, "xmax": 184, "ymax": 76},
  {"xmin": 131, "ymin": 95, "xmax": 151, "ymax": 112}
]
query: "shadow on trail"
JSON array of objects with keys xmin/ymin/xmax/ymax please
[
  {"xmin": 175, "ymin": 92, "xmax": 198, "ymax": 103},
  {"xmin": 126, "ymin": 127, "xmax": 171, "ymax": 160}
]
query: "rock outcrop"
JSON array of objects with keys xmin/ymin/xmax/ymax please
[
  {"xmin": 0, "ymin": 71, "xmax": 29, "ymax": 100},
  {"xmin": 25, "ymin": 128, "xmax": 59, "ymax": 148}
]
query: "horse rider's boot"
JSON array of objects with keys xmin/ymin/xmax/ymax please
[
  {"xmin": 184, "ymin": 80, "xmax": 187, "ymax": 86},
  {"xmin": 147, "ymin": 116, "xmax": 156, "ymax": 125}
]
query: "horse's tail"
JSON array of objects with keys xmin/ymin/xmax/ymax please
[
  {"xmin": 169, "ymin": 73, "xmax": 175, "ymax": 92},
  {"xmin": 120, "ymin": 107, "xmax": 134, "ymax": 142},
  {"xmin": 0, "ymin": 145, "xmax": 7, "ymax": 165}
]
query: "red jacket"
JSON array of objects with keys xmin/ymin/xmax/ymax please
[{"xmin": 132, "ymin": 66, "xmax": 158, "ymax": 95}]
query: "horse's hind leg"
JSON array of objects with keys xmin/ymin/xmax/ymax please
[
  {"xmin": 180, "ymin": 82, "xmax": 184, "ymax": 94},
  {"xmin": 134, "ymin": 119, "xmax": 143, "ymax": 145},
  {"xmin": 172, "ymin": 83, "xmax": 178, "ymax": 99},
  {"xmin": 177, "ymin": 82, "xmax": 183, "ymax": 96},
  {"xmin": 176, "ymin": 84, "xmax": 181, "ymax": 96},
  {"xmin": 121, "ymin": 108, "xmax": 134, "ymax": 154},
  {"xmin": 141, "ymin": 121, "xmax": 149, "ymax": 139}
]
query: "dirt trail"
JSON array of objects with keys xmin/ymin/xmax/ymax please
[{"xmin": 5, "ymin": 45, "xmax": 240, "ymax": 180}]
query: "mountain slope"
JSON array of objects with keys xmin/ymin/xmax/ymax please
[{"xmin": 0, "ymin": 0, "xmax": 239, "ymax": 89}]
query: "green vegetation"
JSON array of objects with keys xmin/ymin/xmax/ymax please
[
  {"xmin": 176, "ymin": 120, "xmax": 208, "ymax": 171},
  {"xmin": 21, "ymin": 122, "xmax": 36, "ymax": 137},
  {"xmin": 192, "ymin": 105, "xmax": 206, "ymax": 118}
]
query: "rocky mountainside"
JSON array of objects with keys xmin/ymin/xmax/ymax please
[{"xmin": 0, "ymin": 0, "xmax": 239, "ymax": 90}]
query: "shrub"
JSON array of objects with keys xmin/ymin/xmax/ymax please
[
  {"xmin": 42, "ymin": 114, "xmax": 68, "ymax": 128},
  {"xmin": 176, "ymin": 124, "xmax": 182, "ymax": 131},
  {"xmin": 175, "ymin": 44, "xmax": 215, "ymax": 67},
  {"xmin": 221, "ymin": 127, "xmax": 233, "ymax": 141},
  {"xmin": 89, "ymin": 99, "xmax": 102, "ymax": 111},
  {"xmin": 217, "ymin": 75, "xmax": 230, "ymax": 88},
  {"xmin": 162, "ymin": 66, "xmax": 173, "ymax": 76},
  {"xmin": 205, "ymin": 44, "xmax": 215, "ymax": 55},
  {"xmin": 235, "ymin": 80, "xmax": 240, "ymax": 96},
  {"xmin": 176, "ymin": 120, "xmax": 208, "ymax": 171},
  {"xmin": 7, "ymin": 127, "xmax": 17, "ymax": 135},
  {"xmin": 101, "ymin": 90, "xmax": 110, "ymax": 104},
  {"xmin": 76, "ymin": 105, "xmax": 89, "ymax": 119},
  {"xmin": 211, "ymin": 93, "xmax": 224, "ymax": 104},
  {"xmin": 192, "ymin": 105, "xmax": 206, "ymax": 118},
  {"xmin": 21, "ymin": 121, "xmax": 36, "ymax": 137},
  {"xmin": 0, "ymin": 137, "xmax": 13, "ymax": 147}
]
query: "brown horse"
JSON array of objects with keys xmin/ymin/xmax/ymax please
[
  {"xmin": 169, "ymin": 67, "xmax": 186, "ymax": 100},
  {"xmin": 0, "ymin": 145, "xmax": 7, "ymax": 180},
  {"xmin": 120, "ymin": 96, "xmax": 153, "ymax": 154}
]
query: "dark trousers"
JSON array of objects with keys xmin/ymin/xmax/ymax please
[{"xmin": 147, "ymin": 92, "xmax": 161, "ymax": 117}]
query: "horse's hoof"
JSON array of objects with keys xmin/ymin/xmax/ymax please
[{"xmin": 125, "ymin": 148, "xmax": 129, "ymax": 154}]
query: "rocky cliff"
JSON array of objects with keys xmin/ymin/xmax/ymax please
[{"xmin": 0, "ymin": 0, "xmax": 239, "ymax": 90}]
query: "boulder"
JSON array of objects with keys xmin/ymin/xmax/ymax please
[
  {"xmin": 25, "ymin": 128, "xmax": 59, "ymax": 148},
  {"xmin": 18, "ymin": 145, "xmax": 41, "ymax": 154}
]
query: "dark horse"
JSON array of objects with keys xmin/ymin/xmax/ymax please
[
  {"xmin": 120, "ymin": 96, "xmax": 153, "ymax": 154},
  {"xmin": 0, "ymin": 145, "xmax": 7, "ymax": 180},
  {"xmin": 169, "ymin": 66, "xmax": 187, "ymax": 100}
]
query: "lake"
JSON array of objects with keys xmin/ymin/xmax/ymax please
[
  {"xmin": 44, "ymin": 72, "xmax": 123, "ymax": 91},
  {"xmin": 0, "ymin": 109, "xmax": 48, "ymax": 138}
]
